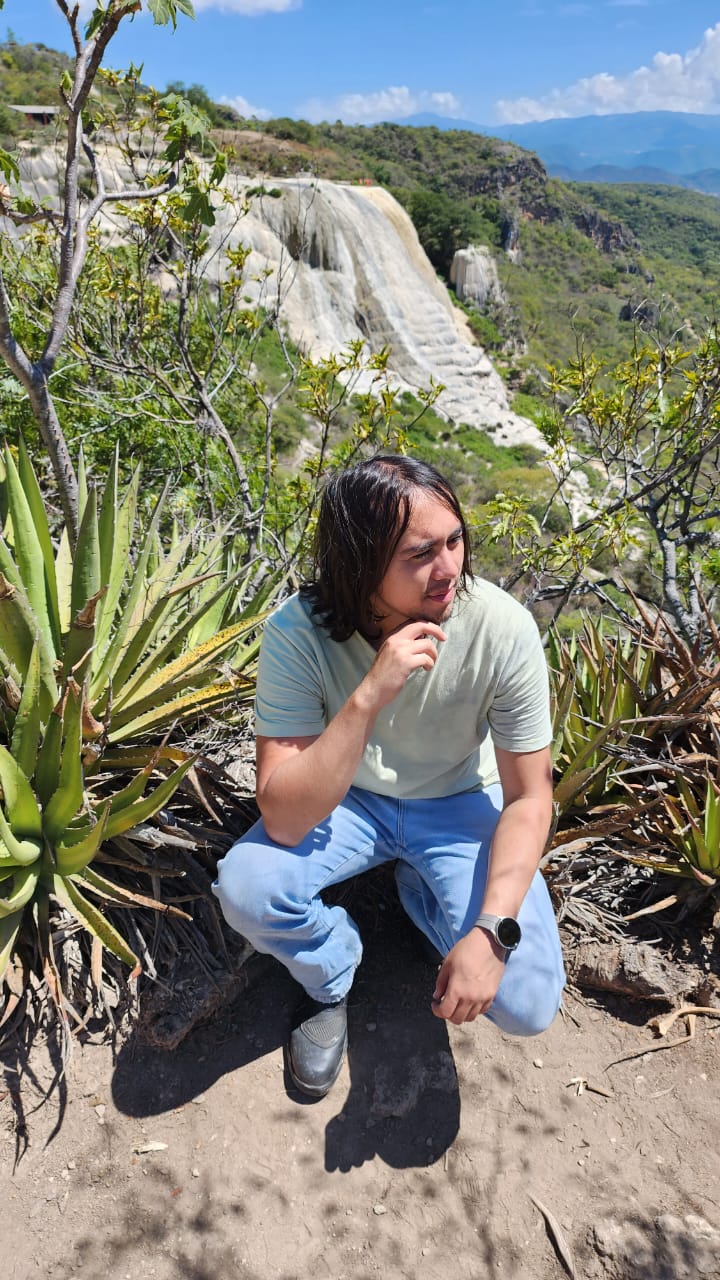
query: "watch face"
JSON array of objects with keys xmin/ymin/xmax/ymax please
[{"xmin": 496, "ymin": 917, "xmax": 522, "ymax": 949}]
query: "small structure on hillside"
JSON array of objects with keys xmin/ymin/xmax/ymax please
[{"xmin": 8, "ymin": 105, "xmax": 60, "ymax": 126}]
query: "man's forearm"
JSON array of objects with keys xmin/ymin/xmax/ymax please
[
  {"xmin": 478, "ymin": 795, "xmax": 552, "ymax": 922},
  {"xmin": 257, "ymin": 685, "xmax": 380, "ymax": 845}
]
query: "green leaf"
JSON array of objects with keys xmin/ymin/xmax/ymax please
[
  {"xmin": 10, "ymin": 641, "xmax": 41, "ymax": 779},
  {"xmin": 0, "ymin": 147, "xmax": 19, "ymax": 184},
  {"xmin": 42, "ymin": 682, "xmax": 84, "ymax": 843},
  {"xmin": 55, "ymin": 804, "xmax": 110, "ymax": 876},
  {"xmin": 0, "ymin": 865, "xmax": 39, "ymax": 916},
  {"xmin": 89, "ymin": 482, "xmax": 170, "ymax": 699},
  {"xmin": 3, "ymin": 447, "xmax": 56, "ymax": 656},
  {"xmin": 148, "ymin": 0, "xmax": 195, "ymax": 29},
  {"xmin": 103, "ymin": 755, "xmax": 196, "ymax": 839},
  {"xmin": 52, "ymin": 874, "xmax": 139, "ymax": 971},
  {"xmin": 0, "ymin": 745, "xmax": 42, "ymax": 838},
  {"xmin": 34, "ymin": 698, "xmax": 63, "ymax": 809},
  {"xmin": 0, "ymin": 810, "xmax": 41, "ymax": 866},
  {"xmin": 16, "ymin": 437, "xmax": 62, "ymax": 652}
]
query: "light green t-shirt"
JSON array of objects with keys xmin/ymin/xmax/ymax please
[{"xmin": 254, "ymin": 577, "xmax": 552, "ymax": 799}]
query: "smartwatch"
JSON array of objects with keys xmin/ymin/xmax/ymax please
[{"xmin": 473, "ymin": 913, "xmax": 522, "ymax": 952}]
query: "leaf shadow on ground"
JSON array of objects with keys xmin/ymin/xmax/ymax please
[{"xmin": 112, "ymin": 865, "xmax": 462, "ymax": 1172}]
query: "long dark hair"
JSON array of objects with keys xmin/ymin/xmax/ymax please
[{"xmin": 300, "ymin": 455, "xmax": 472, "ymax": 641}]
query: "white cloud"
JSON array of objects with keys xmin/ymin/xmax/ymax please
[
  {"xmin": 497, "ymin": 21, "xmax": 720, "ymax": 121},
  {"xmin": 193, "ymin": 0, "xmax": 299, "ymax": 12},
  {"xmin": 300, "ymin": 86, "xmax": 463, "ymax": 125},
  {"xmin": 220, "ymin": 93, "xmax": 273, "ymax": 120}
]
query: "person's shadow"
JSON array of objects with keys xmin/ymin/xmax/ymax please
[{"xmin": 111, "ymin": 866, "xmax": 460, "ymax": 1171}]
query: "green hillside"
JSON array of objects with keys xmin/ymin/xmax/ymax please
[
  {"xmin": 226, "ymin": 117, "xmax": 720, "ymax": 373},
  {"xmin": 5, "ymin": 39, "xmax": 720, "ymax": 380}
]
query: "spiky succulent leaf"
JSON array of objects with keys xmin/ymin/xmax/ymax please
[
  {"xmin": 51, "ymin": 873, "xmax": 139, "ymax": 970},
  {"xmin": 9, "ymin": 641, "xmax": 41, "ymax": 779},
  {"xmin": 0, "ymin": 744, "xmax": 42, "ymax": 838}
]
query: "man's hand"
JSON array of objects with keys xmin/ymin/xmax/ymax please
[
  {"xmin": 431, "ymin": 928, "xmax": 506, "ymax": 1024},
  {"xmin": 360, "ymin": 621, "xmax": 447, "ymax": 711}
]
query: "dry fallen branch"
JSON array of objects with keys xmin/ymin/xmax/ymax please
[{"xmin": 529, "ymin": 1195, "xmax": 576, "ymax": 1278}]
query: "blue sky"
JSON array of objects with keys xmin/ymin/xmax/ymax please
[{"xmin": 5, "ymin": 0, "xmax": 720, "ymax": 124}]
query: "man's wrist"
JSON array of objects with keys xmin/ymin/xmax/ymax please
[{"xmin": 473, "ymin": 913, "xmax": 522, "ymax": 952}]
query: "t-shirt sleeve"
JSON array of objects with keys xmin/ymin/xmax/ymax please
[
  {"xmin": 486, "ymin": 610, "xmax": 552, "ymax": 753},
  {"xmin": 254, "ymin": 612, "xmax": 327, "ymax": 738}
]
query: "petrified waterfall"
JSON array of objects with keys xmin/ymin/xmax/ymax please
[
  {"xmin": 212, "ymin": 179, "xmax": 539, "ymax": 445},
  {"xmin": 14, "ymin": 153, "xmax": 540, "ymax": 446}
]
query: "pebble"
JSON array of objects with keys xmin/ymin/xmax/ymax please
[
  {"xmin": 533, "ymin": 1058, "xmax": 544, "ymax": 1069},
  {"xmin": 191, "ymin": 1168, "xmax": 200, "ymax": 1178},
  {"xmin": 373, "ymin": 1204, "xmax": 387, "ymax": 1215}
]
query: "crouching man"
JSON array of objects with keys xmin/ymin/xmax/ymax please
[{"xmin": 214, "ymin": 455, "xmax": 565, "ymax": 1098}]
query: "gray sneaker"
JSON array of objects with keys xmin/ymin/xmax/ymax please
[{"xmin": 287, "ymin": 996, "xmax": 348, "ymax": 1098}]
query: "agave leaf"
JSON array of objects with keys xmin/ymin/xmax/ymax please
[
  {"xmin": 16, "ymin": 437, "xmax": 62, "ymax": 651},
  {"xmin": 79, "ymin": 865, "xmax": 191, "ymax": 918},
  {"xmin": 107, "ymin": 678, "xmax": 253, "ymax": 742},
  {"xmin": 97, "ymin": 565, "xmax": 221, "ymax": 709},
  {"xmin": 103, "ymin": 755, "xmax": 196, "ymax": 839},
  {"xmin": 55, "ymin": 526, "xmax": 73, "ymax": 633},
  {"xmin": 77, "ymin": 447, "xmax": 88, "ymax": 523},
  {"xmin": 10, "ymin": 640, "xmax": 41, "ymax": 779},
  {"xmin": 0, "ymin": 744, "xmax": 42, "ymax": 838},
  {"xmin": 51, "ymin": 873, "xmax": 139, "ymax": 970},
  {"xmin": 2, "ymin": 447, "xmax": 56, "ymax": 655},
  {"xmin": 42, "ymin": 681, "xmax": 84, "ymax": 843},
  {"xmin": 112, "ymin": 613, "xmax": 263, "ymax": 721},
  {"xmin": 0, "ymin": 571, "xmax": 57, "ymax": 717},
  {"xmin": 34, "ymin": 694, "xmax": 63, "ymax": 808},
  {"xmin": 97, "ymin": 445, "xmax": 118, "ymax": 592},
  {"xmin": 0, "ymin": 810, "xmax": 42, "ymax": 865},
  {"xmin": 54, "ymin": 802, "xmax": 111, "ymax": 875},
  {"xmin": 62, "ymin": 587, "xmax": 104, "ymax": 687},
  {"xmin": 94, "ymin": 462, "xmax": 139, "ymax": 665},
  {"xmin": 0, "ymin": 865, "xmax": 40, "ymax": 916},
  {"xmin": 68, "ymin": 488, "xmax": 101, "ymax": 637},
  {"xmin": 99, "ymin": 745, "xmax": 193, "ymax": 771},
  {"xmin": 88, "ymin": 481, "xmax": 170, "ymax": 697},
  {"xmin": 0, "ymin": 908, "xmax": 24, "ymax": 984}
]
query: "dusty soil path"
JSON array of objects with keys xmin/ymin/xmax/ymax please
[{"xmin": 2, "ymin": 885, "xmax": 719, "ymax": 1280}]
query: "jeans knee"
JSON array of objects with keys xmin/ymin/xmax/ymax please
[
  {"xmin": 213, "ymin": 842, "xmax": 269, "ymax": 936},
  {"xmin": 488, "ymin": 972, "xmax": 565, "ymax": 1037}
]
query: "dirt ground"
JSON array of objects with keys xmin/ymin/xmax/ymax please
[{"xmin": 2, "ymin": 882, "xmax": 720, "ymax": 1280}]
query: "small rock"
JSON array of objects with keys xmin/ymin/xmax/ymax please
[
  {"xmin": 373, "ymin": 1204, "xmax": 387, "ymax": 1216},
  {"xmin": 366, "ymin": 1022, "xmax": 377, "ymax": 1032},
  {"xmin": 533, "ymin": 1058, "xmax": 544, "ymax": 1069},
  {"xmin": 191, "ymin": 1168, "xmax": 200, "ymax": 1178},
  {"xmin": 66, "ymin": 1161, "xmax": 76, "ymax": 1171}
]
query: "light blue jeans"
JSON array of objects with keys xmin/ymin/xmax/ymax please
[{"xmin": 213, "ymin": 784, "xmax": 565, "ymax": 1036}]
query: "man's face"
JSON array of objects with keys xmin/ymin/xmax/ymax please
[{"xmin": 369, "ymin": 492, "xmax": 465, "ymax": 640}]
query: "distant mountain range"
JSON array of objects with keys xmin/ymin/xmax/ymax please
[{"xmin": 403, "ymin": 111, "xmax": 720, "ymax": 192}]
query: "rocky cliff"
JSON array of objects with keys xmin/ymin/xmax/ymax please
[
  {"xmin": 217, "ymin": 178, "xmax": 538, "ymax": 443},
  {"xmin": 14, "ymin": 150, "xmax": 540, "ymax": 446}
]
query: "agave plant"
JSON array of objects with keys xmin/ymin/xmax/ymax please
[
  {"xmin": 0, "ymin": 439, "xmax": 274, "ymax": 991},
  {"xmin": 548, "ymin": 615, "xmax": 661, "ymax": 815}
]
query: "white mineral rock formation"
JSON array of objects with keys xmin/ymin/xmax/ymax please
[
  {"xmin": 449, "ymin": 245, "xmax": 505, "ymax": 311},
  {"xmin": 13, "ymin": 149, "xmax": 541, "ymax": 447}
]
